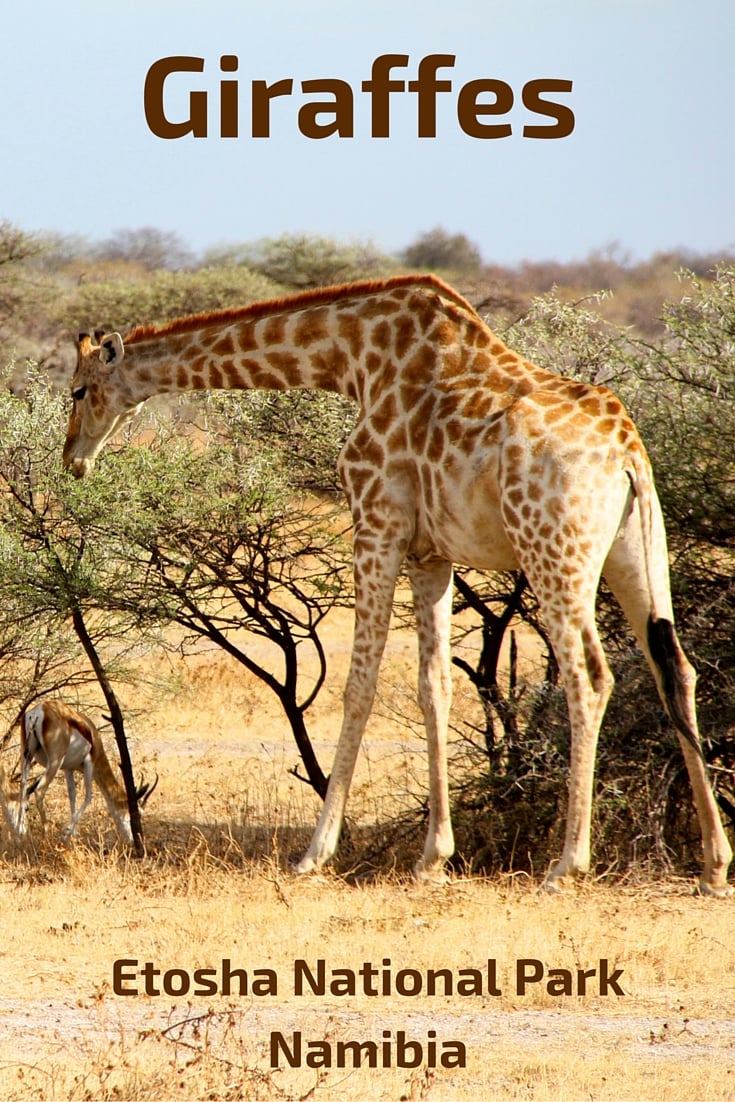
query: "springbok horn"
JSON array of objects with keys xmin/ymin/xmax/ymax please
[{"xmin": 136, "ymin": 773, "xmax": 159, "ymax": 804}]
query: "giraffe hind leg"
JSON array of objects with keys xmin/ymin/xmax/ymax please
[
  {"xmin": 505, "ymin": 518, "xmax": 617, "ymax": 887},
  {"xmin": 542, "ymin": 615, "xmax": 615, "ymax": 890},
  {"xmin": 604, "ymin": 521, "xmax": 732, "ymax": 895},
  {"xmin": 646, "ymin": 615, "xmax": 732, "ymax": 895},
  {"xmin": 647, "ymin": 616, "xmax": 701, "ymax": 753}
]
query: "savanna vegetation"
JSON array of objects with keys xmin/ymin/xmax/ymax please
[
  {"xmin": 0, "ymin": 219, "xmax": 732, "ymax": 879},
  {"xmin": 1, "ymin": 220, "xmax": 734, "ymax": 1102}
]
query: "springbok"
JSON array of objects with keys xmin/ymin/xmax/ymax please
[{"xmin": 16, "ymin": 700, "xmax": 157, "ymax": 843}]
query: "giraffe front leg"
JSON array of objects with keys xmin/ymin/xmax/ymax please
[
  {"xmin": 293, "ymin": 656, "xmax": 378, "ymax": 874},
  {"xmin": 294, "ymin": 530, "xmax": 405, "ymax": 875},
  {"xmin": 407, "ymin": 556, "xmax": 455, "ymax": 883}
]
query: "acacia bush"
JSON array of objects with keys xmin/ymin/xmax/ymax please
[
  {"xmin": 206, "ymin": 233, "xmax": 396, "ymax": 289},
  {"xmin": 0, "ymin": 363, "xmax": 355, "ymax": 821},
  {"xmin": 54, "ymin": 266, "xmax": 281, "ymax": 339},
  {"xmin": 92, "ymin": 396, "xmax": 355, "ymax": 798},
  {"xmin": 400, "ymin": 226, "xmax": 483, "ymax": 274}
]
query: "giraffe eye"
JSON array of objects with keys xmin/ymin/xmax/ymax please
[{"xmin": 72, "ymin": 386, "xmax": 87, "ymax": 401}]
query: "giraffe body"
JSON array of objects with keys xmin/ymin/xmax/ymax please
[{"xmin": 63, "ymin": 275, "xmax": 732, "ymax": 893}]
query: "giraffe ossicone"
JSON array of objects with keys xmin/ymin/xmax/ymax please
[{"xmin": 63, "ymin": 274, "xmax": 732, "ymax": 895}]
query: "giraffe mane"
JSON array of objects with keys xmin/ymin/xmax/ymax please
[{"xmin": 123, "ymin": 273, "xmax": 478, "ymax": 344}]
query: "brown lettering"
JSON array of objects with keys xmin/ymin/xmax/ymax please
[
  {"xmin": 522, "ymin": 79, "xmax": 575, "ymax": 138},
  {"xmin": 299, "ymin": 80, "xmax": 354, "ymax": 138},
  {"xmin": 252, "ymin": 78, "xmax": 294, "ymax": 138},
  {"xmin": 144, "ymin": 56, "xmax": 207, "ymax": 139},
  {"xmin": 457, "ymin": 79, "xmax": 513, "ymax": 138}
]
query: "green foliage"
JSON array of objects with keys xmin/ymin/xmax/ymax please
[
  {"xmin": 0, "ymin": 369, "xmax": 140, "ymax": 742},
  {"xmin": 0, "ymin": 222, "xmax": 60, "ymax": 351},
  {"xmin": 55, "ymin": 266, "xmax": 281, "ymax": 336},
  {"xmin": 209, "ymin": 233, "xmax": 396, "ymax": 288},
  {"xmin": 502, "ymin": 288, "xmax": 638, "ymax": 388},
  {"xmin": 92, "ymin": 227, "xmax": 195, "ymax": 271},
  {"xmin": 206, "ymin": 388, "xmax": 355, "ymax": 495},
  {"xmin": 640, "ymin": 268, "xmax": 735, "ymax": 548},
  {"xmin": 84, "ymin": 400, "xmax": 354, "ymax": 795},
  {"xmin": 401, "ymin": 226, "xmax": 483, "ymax": 274}
]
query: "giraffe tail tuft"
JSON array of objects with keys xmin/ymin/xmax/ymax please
[{"xmin": 646, "ymin": 615, "xmax": 704, "ymax": 759}]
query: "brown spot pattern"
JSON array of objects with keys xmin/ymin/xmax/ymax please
[
  {"xmin": 338, "ymin": 312, "xmax": 365, "ymax": 358},
  {"xmin": 371, "ymin": 320, "xmax": 391, "ymax": 349},
  {"xmin": 212, "ymin": 334, "xmax": 236, "ymax": 357},
  {"xmin": 293, "ymin": 307, "xmax": 328, "ymax": 348},
  {"xmin": 394, "ymin": 315, "xmax": 416, "ymax": 360}
]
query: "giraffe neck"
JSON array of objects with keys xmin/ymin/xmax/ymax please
[
  {"xmin": 114, "ymin": 275, "xmax": 489, "ymax": 408},
  {"xmin": 121, "ymin": 313, "xmax": 354, "ymax": 404}
]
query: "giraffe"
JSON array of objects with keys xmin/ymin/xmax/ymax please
[{"xmin": 62, "ymin": 273, "xmax": 732, "ymax": 895}]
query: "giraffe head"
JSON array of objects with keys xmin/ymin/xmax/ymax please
[{"xmin": 63, "ymin": 330, "xmax": 142, "ymax": 477}]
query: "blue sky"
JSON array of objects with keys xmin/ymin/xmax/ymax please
[{"xmin": 2, "ymin": 0, "xmax": 733, "ymax": 265}]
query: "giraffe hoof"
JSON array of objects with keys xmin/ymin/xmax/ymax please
[
  {"xmin": 293, "ymin": 851, "xmax": 333, "ymax": 876},
  {"xmin": 413, "ymin": 862, "xmax": 450, "ymax": 886},
  {"xmin": 696, "ymin": 879, "xmax": 733, "ymax": 899},
  {"xmin": 293, "ymin": 857, "xmax": 316, "ymax": 876},
  {"xmin": 540, "ymin": 878, "xmax": 565, "ymax": 895}
]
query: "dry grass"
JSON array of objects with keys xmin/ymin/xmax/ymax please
[
  {"xmin": 0, "ymin": 635, "xmax": 733, "ymax": 1100},
  {"xmin": 1, "ymin": 844, "xmax": 734, "ymax": 1101}
]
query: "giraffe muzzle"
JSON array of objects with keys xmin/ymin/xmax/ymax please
[{"xmin": 68, "ymin": 456, "xmax": 95, "ymax": 479}]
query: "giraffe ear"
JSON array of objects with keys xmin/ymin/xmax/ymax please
[{"xmin": 98, "ymin": 332, "xmax": 125, "ymax": 366}]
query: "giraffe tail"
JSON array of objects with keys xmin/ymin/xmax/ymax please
[
  {"xmin": 624, "ymin": 448, "xmax": 656, "ymax": 604},
  {"xmin": 625, "ymin": 448, "xmax": 704, "ymax": 758}
]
